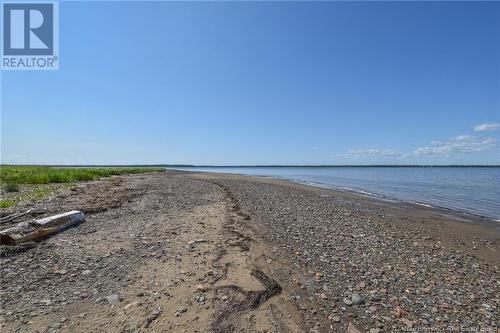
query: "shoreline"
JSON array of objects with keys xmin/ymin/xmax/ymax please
[
  {"xmin": 271, "ymin": 176, "xmax": 500, "ymax": 224},
  {"xmin": 185, "ymin": 170, "xmax": 500, "ymax": 263},
  {"xmin": 167, "ymin": 168, "xmax": 500, "ymax": 223},
  {"xmin": 1, "ymin": 171, "xmax": 499, "ymax": 332},
  {"xmin": 171, "ymin": 169, "xmax": 500, "ymax": 227}
]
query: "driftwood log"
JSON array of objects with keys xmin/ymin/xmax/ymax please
[
  {"xmin": 0, "ymin": 208, "xmax": 46, "ymax": 224},
  {"xmin": 0, "ymin": 210, "xmax": 85, "ymax": 245}
]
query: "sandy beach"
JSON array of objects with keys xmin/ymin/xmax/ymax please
[{"xmin": 1, "ymin": 170, "xmax": 498, "ymax": 333}]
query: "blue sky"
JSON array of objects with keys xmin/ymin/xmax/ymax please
[{"xmin": 1, "ymin": 1, "xmax": 499, "ymax": 165}]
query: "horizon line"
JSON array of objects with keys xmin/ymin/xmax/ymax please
[{"xmin": 1, "ymin": 164, "xmax": 500, "ymax": 168}]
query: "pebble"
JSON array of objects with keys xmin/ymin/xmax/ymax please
[
  {"xmin": 195, "ymin": 284, "xmax": 209, "ymax": 292},
  {"xmin": 351, "ymin": 293, "xmax": 363, "ymax": 305},
  {"xmin": 343, "ymin": 297, "xmax": 353, "ymax": 306},
  {"xmin": 401, "ymin": 318, "xmax": 414, "ymax": 328},
  {"xmin": 144, "ymin": 308, "xmax": 162, "ymax": 327},
  {"xmin": 105, "ymin": 294, "xmax": 120, "ymax": 305},
  {"xmin": 175, "ymin": 306, "xmax": 187, "ymax": 316},
  {"xmin": 347, "ymin": 322, "xmax": 363, "ymax": 333}
]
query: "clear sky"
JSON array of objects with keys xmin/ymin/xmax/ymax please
[{"xmin": 1, "ymin": 1, "xmax": 499, "ymax": 165}]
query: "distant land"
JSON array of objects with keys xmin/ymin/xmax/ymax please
[{"xmin": 1, "ymin": 164, "xmax": 499, "ymax": 168}]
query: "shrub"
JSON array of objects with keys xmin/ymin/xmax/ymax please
[{"xmin": 4, "ymin": 182, "xmax": 19, "ymax": 192}]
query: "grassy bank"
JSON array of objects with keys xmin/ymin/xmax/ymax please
[
  {"xmin": 0, "ymin": 166, "xmax": 164, "ymax": 208},
  {"xmin": 1, "ymin": 166, "xmax": 164, "ymax": 186}
]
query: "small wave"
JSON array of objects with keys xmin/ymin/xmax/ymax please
[
  {"xmin": 170, "ymin": 167, "xmax": 500, "ymax": 221},
  {"xmin": 293, "ymin": 180, "xmax": 398, "ymax": 202},
  {"xmin": 410, "ymin": 201, "xmax": 433, "ymax": 208}
]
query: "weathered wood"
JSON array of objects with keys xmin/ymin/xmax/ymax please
[
  {"xmin": 0, "ymin": 226, "xmax": 57, "ymax": 245},
  {"xmin": 33, "ymin": 210, "xmax": 85, "ymax": 229},
  {"xmin": 0, "ymin": 211, "xmax": 85, "ymax": 245},
  {"xmin": 0, "ymin": 208, "xmax": 46, "ymax": 224},
  {"xmin": 0, "ymin": 209, "xmax": 32, "ymax": 224}
]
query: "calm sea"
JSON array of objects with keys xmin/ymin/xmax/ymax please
[{"xmin": 171, "ymin": 166, "xmax": 500, "ymax": 220}]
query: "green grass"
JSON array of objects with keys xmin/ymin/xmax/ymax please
[
  {"xmin": 0, "ymin": 200, "xmax": 16, "ymax": 208},
  {"xmin": 0, "ymin": 166, "xmax": 164, "ymax": 209},
  {"xmin": 0, "ymin": 166, "xmax": 164, "ymax": 186}
]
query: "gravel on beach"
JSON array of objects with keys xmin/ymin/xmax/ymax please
[
  {"xmin": 0, "ymin": 171, "xmax": 498, "ymax": 332},
  {"xmin": 210, "ymin": 176, "xmax": 499, "ymax": 332}
]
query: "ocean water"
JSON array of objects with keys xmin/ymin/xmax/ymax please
[{"xmin": 171, "ymin": 166, "xmax": 500, "ymax": 220}]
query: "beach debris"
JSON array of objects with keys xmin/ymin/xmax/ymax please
[
  {"xmin": 0, "ymin": 210, "xmax": 85, "ymax": 245},
  {"xmin": 0, "ymin": 209, "xmax": 40, "ymax": 224},
  {"xmin": 187, "ymin": 239, "xmax": 207, "ymax": 246}
]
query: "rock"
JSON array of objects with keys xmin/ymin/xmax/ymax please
[
  {"xmin": 105, "ymin": 294, "xmax": 120, "ymax": 305},
  {"xmin": 174, "ymin": 306, "xmax": 188, "ymax": 317},
  {"xmin": 196, "ymin": 295, "xmax": 206, "ymax": 304},
  {"xmin": 82, "ymin": 270, "xmax": 91, "ymax": 276},
  {"xmin": 401, "ymin": 318, "xmax": 414, "ymax": 328},
  {"xmin": 369, "ymin": 329, "xmax": 381, "ymax": 333},
  {"xmin": 195, "ymin": 284, "xmax": 209, "ymax": 292},
  {"xmin": 368, "ymin": 294, "xmax": 381, "ymax": 302},
  {"xmin": 187, "ymin": 239, "xmax": 206, "ymax": 246},
  {"xmin": 144, "ymin": 308, "xmax": 162, "ymax": 327},
  {"xmin": 348, "ymin": 322, "xmax": 363, "ymax": 333},
  {"xmin": 395, "ymin": 305, "xmax": 406, "ymax": 318},
  {"xmin": 330, "ymin": 315, "xmax": 340, "ymax": 322},
  {"xmin": 343, "ymin": 297, "xmax": 353, "ymax": 306},
  {"xmin": 320, "ymin": 293, "xmax": 328, "ymax": 300},
  {"xmin": 343, "ymin": 293, "xmax": 364, "ymax": 306},
  {"xmin": 124, "ymin": 301, "xmax": 138, "ymax": 310},
  {"xmin": 352, "ymin": 293, "xmax": 364, "ymax": 305},
  {"xmin": 221, "ymin": 295, "xmax": 229, "ymax": 301}
]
